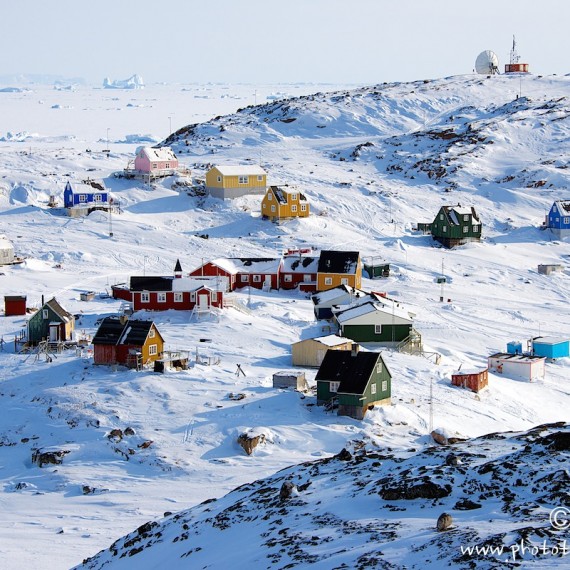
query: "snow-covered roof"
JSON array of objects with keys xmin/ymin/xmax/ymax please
[
  {"xmin": 65, "ymin": 181, "xmax": 107, "ymax": 194},
  {"xmin": 281, "ymin": 256, "xmax": 318, "ymax": 273},
  {"xmin": 533, "ymin": 336, "xmax": 570, "ymax": 345},
  {"xmin": 211, "ymin": 257, "xmax": 281, "ymax": 274},
  {"xmin": 307, "ymin": 334, "xmax": 354, "ymax": 347},
  {"xmin": 311, "ymin": 285, "xmax": 366, "ymax": 306},
  {"xmin": 138, "ymin": 146, "xmax": 177, "ymax": 161},
  {"xmin": 214, "ymin": 165, "xmax": 266, "ymax": 176},
  {"xmin": 171, "ymin": 278, "xmax": 215, "ymax": 293},
  {"xmin": 0, "ymin": 234, "xmax": 14, "ymax": 249},
  {"xmin": 334, "ymin": 299, "xmax": 413, "ymax": 324}
]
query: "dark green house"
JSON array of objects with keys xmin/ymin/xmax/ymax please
[
  {"xmin": 27, "ymin": 297, "xmax": 75, "ymax": 345},
  {"xmin": 333, "ymin": 298, "xmax": 414, "ymax": 345},
  {"xmin": 431, "ymin": 204, "xmax": 482, "ymax": 248},
  {"xmin": 316, "ymin": 349, "xmax": 392, "ymax": 420}
]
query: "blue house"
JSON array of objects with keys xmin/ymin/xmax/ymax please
[
  {"xmin": 63, "ymin": 180, "xmax": 110, "ymax": 216},
  {"xmin": 546, "ymin": 200, "xmax": 570, "ymax": 238},
  {"xmin": 532, "ymin": 336, "xmax": 570, "ymax": 359}
]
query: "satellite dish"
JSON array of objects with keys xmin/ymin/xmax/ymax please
[{"xmin": 475, "ymin": 50, "xmax": 500, "ymax": 75}]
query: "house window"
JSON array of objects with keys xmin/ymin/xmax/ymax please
[
  {"xmin": 267, "ymin": 193, "xmax": 272, "ymax": 200},
  {"xmin": 149, "ymin": 329, "xmax": 155, "ymax": 338},
  {"xmin": 262, "ymin": 203, "xmax": 266, "ymax": 209},
  {"xmin": 330, "ymin": 381, "xmax": 340, "ymax": 393},
  {"xmin": 165, "ymin": 163, "xmax": 170, "ymax": 169},
  {"xmin": 375, "ymin": 325, "xmax": 382, "ymax": 334},
  {"xmin": 371, "ymin": 383, "xmax": 377, "ymax": 395},
  {"xmin": 340, "ymin": 278, "xmax": 348, "ymax": 285},
  {"xmin": 382, "ymin": 380, "xmax": 388, "ymax": 392},
  {"xmin": 157, "ymin": 292, "xmax": 167, "ymax": 302},
  {"xmin": 241, "ymin": 275, "xmax": 249, "ymax": 282},
  {"xmin": 301, "ymin": 204, "xmax": 307, "ymax": 212},
  {"xmin": 376, "ymin": 362, "xmax": 383, "ymax": 373},
  {"xmin": 78, "ymin": 194, "xmax": 87, "ymax": 202},
  {"xmin": 439, "ymin": 214, "xmax": 443, "ymax": 220},
  {"xmin": 473, "ymin": 225, "xmax": 480, "ymax": 232},
  {"xmin": 463, "ymin": 215, "xmax": 469, "ymax": 221},
  {"xmin": 324, "ymin": 277, "xmax": 333, "ymax": 285},
  {"xmin": 257, "ymin": 175, "xmax": 263, "ymax": 181},
  {"xmin": 217, "ymin": 175, "xmax": 222, "ymax": 183},
  {"xmin": 304, "ymin": 274, "xmax": 312, "ymax": 282},
  {"xmin": 148, "ymin": 344, "xmax": 157, "ymax": 356},
  {"xmin": 152, "ymin": 163, "xmax": 157, "ymax": 169},
  {"xmin": 238, "ymin": 175, "xmax": 249, "ymax": 184},
  {"xmin": 174, "ymin": 293, "xmax": 183, "ymax": 303},
  {"xmin": 291, "ymin": 193, "xmax": 298, "ymax": 201},
  {"xmin": 442, "ymin": 225, "xmax": 447, "ymax": 232},
  {"xmin": 190, "ymin": 292, "xmax": 196, "ymax": 302},
  {"xmin": 42, "ymin": 309, "xmax": 49, "ymax": 319},
  {"xmin": 463, "ymin": 226, "xmax": 468, "ymax": 233},
  {"xmin": 291, "ymin": 205, "xmax": 297, "ymax": 213},
  {"xmin": 564, "ymin": 217, "xmax": 570, "ymax": 225},
  {"xmin": 253, "ymin": 275, "xmax": 261, "ymax": 283},
  {"xmin": 94, "ymin": 194, "xmax": 102, "ymax": 202},
  {"xmin": 141, "ymin": 292, "xmax": 150, "ymax": 303},
  {"xmin": 271, "ymin": 205, "xmax": 276, "ymax": 212},
  {"xmin": 284, "ymin": 274, "xmax": 292, "ymax": 282}
]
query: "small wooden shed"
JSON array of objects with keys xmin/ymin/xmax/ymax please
[
  {"xmin": 4, "ymin": 295, "xmax": 27, "ymax": 316},
  {"xmin": 451, "ymin": 368, "xmax": 488, "ymax": 392},
  {"xmin": 291, "ymin": 334, "xmax": 356, "ymax": 367},
  {"xmin": 272, "ymin": 371, "xmax": 308, "ymax": 391}
]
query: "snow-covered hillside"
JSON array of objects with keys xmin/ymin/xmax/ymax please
[
  {"xmin": 0, "ymin": 75, "xmax": 569, "ymax": 569},
  {"xmin": 76, "ymin": 423, "xmax": 570, "ymax": 570}
]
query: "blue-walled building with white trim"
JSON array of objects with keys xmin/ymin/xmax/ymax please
[
  {"xmin": 546, "ymin": 200, "xmax": 570, "ymax": 238},
  {"xmin": 63, "ymin": 180, "xmax": 110, "ymax": 217}
]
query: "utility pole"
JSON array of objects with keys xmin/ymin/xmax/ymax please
[{"xmin": 429, "ymin": 377, "xmax": 434, "ymax": 433}]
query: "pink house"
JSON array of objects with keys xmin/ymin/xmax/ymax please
[{"xmin": 133, "ymin": 146, "xmax": 179, "ymax": 178}]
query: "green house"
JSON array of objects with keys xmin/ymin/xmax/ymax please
[
  {"xmin": 27, "ymin": 297, "xmax": 75, "ymax": 345},
  {"xmin": 333, "ymin": 298, "xmax": 414, "ymax": 345},
  {"xmin": 431, "ymin": 205, "xmax": 482, "ymax": 248},
  {"xmin": 315, "ymin": 349, "xmax": 392, "ymax": 420}
]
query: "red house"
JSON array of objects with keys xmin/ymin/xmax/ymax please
[
  {"xmin": 92, "ymin": 317, "xmax": 164, "ymax": 369},
  {"xmin": 451, "ymin": 368, "xmax": 488, "ymax": 393},
  {"xmin": 189, "ymin": 257, "xmax": 281, "ymax": 291},
  {"xmin": 279, "ymin": 253, "xmax": 318, "ymax": 291},
  {"xmin": 4, "ymin": 295, "xmax": 27, "ymax": 316},
  {"xmin": 130, "ymin": 275, "xmax": 223, "ymax": 312}
]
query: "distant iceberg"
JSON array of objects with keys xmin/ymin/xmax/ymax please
[{"xmin": 103, "ymin": 74, "xmax": 144, "ymax": 90}]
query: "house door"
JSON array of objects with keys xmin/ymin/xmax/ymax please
[
  {"xmin": 198, "ymin": 293, "xmax": 209, "ymax": 310},
  {"xmin": 49, "ymin": 324, "xmax": 59, "ymax": 342},
  {"xmin": 264, "ymin": 275, "xmax": 271, "ymax": 290}
]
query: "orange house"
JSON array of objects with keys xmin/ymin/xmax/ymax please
[
  {"xmin": 261, "ymin": 186, "xmax": 309, "ymax": 221},
  {"xmin": 316, "ymin": 251, "xmax": 362, "ymax": 292}
]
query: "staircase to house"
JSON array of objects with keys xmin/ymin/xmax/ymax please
[
  {"xmin": 395, "ymin": 329, "xmax": 441, "ymax": 364},
  {"xmin": 223, "ymin": 297, "xmax": 254, "ymax": 316}
]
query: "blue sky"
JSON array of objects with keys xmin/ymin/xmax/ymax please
[{"xmin": 1, "ymin": 0, "xmax": 568, "ymax": 85}]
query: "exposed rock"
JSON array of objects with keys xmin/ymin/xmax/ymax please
[
  {"xmin": 380, "ymin": 480, "xmax": 452, "ymax": 501},
  {"xmin": 431, "ymin": 430, "xmax": 449, "ymax": 445},
  {"xmin": 279, "ymin": 481, "xmax": 297, "ymax": 501},
  {"xmin": 437, "ymin": 513, "xmax": 453, "ymax": 531},
  {"xmin": 124, "ymin": 427, "xmax": 136, "ymax": 436},
  {"xmin": 237, "ymin": 432, "xmax": 266, "ymax": 456},
  {"xmin": 445, "ymin": 453, "xmax": 462, "ymax": 466},
  {"xmin": 336, "ymin": 448, "xmax": 353, "ymax": 461},
  {"xmin": 138, "ymin": 440, "xmax": 153, "ymax": 449},
  {"xmin": 454, "ymin": 498, "xmax": 482, "ymax": 510},
  {"xmin": 107, "ymin": 429, "xmax": 123, "ymax": 441},
  {"xmin": 32, "ymin": 448, "xmax": 70, "ymax": 468},
  {"xmin": 540, "ymin": 431, "xmax": 570, "ymax": 451},
  {"xmin": 228, "ymin": 392, "xmax": 246, "ymax": 401}
]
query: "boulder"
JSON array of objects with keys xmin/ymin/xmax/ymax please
[
  {"xmin": 336, "ymin": 448, "xmax": 353, "ymax": 461},
  {"xmin": 380, "ymin": 480, "xmax": 452, "ymax": 501},
  {"xmin": 237, "ymin": 432, "xmax": 266, "ymax": 456},
  {"xmin": 32, "ymin": 449, "xmax": 70, "ymax": 468},
  {"xmin": 107, "ymin": 429, "xmax": 123, "ymax": 441},
  {"xmin": 436, "ymin": 512, "xmax": 453, "ymax": 531},
  {"xmin": 279, "ymin": 481, "xmax": 297, "ymax": 501}
]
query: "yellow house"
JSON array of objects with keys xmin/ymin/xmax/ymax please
[
  {"xmin": 316, "ymin": 250, "xmax": 362, "ymax": 292},
  {"xmin": 261, "ymin": 186, "xmax": 310, "ymax": 221},
  {"xmin": 205, "ymin": 165, "xmax": 267, "ymax": 199}
]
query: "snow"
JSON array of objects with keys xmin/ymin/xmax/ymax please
[{"xmin": 0, "ymin": 75, "xmax": 569, "ymax": 569}]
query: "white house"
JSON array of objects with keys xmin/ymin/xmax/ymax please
[{"xmin": 0, "ymin": 235, "xmax": 15, "ymax": 265}]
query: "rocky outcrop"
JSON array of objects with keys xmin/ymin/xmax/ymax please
[
  {"xmin": 237, "ymin": 432, "xmax": 266, "ymax": 456},
  {"xmin": 436, "ymin": 513, "xmax": 453, "ymax": 531},
  {"xmin": 32, "ymin": 448, "xmax": 70, "ymax": 468}
]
